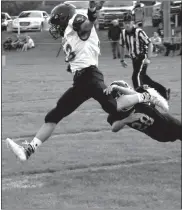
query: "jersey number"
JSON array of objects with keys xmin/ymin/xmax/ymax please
[
  {"xmin": 131, "ymin": 114, "xmax": 154, "ymax": 131},
  {"xmin": 64, "ymin": 43, "xmax": 76, "ymax": 62}
]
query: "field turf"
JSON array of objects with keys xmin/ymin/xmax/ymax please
[{"xmin": 2, "ymin": 30, "xmax": 181, "ymax": 209}]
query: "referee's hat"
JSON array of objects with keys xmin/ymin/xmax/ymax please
[{"xmin": 123, "ymin": 13, "xmax": 133, "ymax": 22}]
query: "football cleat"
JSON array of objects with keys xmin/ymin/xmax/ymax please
[{"xmin": 6, "ymin": 138, "xmax": 34, "ymax": 161}]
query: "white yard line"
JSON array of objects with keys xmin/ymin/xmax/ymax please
[{"xmin": 2, "ymin": 158, "xmax": 179, "ymax": 190}]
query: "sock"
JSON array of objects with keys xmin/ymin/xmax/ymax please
[
  {"xmin": 137, "ymin": 93, "xmax": 144, "ymax": 103},
  {"xmin": 30, "ymin": 137, "xmax": 42, "ymax": 151}
]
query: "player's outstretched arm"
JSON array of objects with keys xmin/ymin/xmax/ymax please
[
  {"xmin": 112, "ymin": 119, "xmax": 130, "ymax": 132},
  {"xmin": 80, "ymin": 1, "xmax": 104, "ymax": 32},
  {"xmin": 112, "ymin": 113, "xmax": 144, "ymax": 132},
  {"xmin": 104, "ymin": 84, "xmax": 136, "ymax": 96}
]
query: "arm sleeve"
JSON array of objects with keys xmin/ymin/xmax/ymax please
[
  {"xmin": 73, "ymin": 14, "xmax": 87, "ymax": 32},
  {"xmin": 138, "ymin": 30, "xmax": 151, "ymax": 45}
]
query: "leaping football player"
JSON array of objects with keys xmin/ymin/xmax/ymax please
[{"xmin": 6, "ymin": 2, "xmax": 169, "ymax": 161}]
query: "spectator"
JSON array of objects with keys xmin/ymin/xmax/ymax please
[
  {"xmin": 174, "ymin": 30, "xmax": 181, "ymax": 49},
  {"xmin": 3, "ymin": 37, "xmax": 13, "ymax": 51},
  {"xmin": 108, "ymin": 19, "xmax": 121, "ymax": 59},
  {"xmin": 150, "ymin": 32, "xmax": 165, "ymax": 55},
  {"xmin": 179, "ymin": 46, "xmax": 182, "ymax": 55},
  {"xmin": 11, "ymin": 35, "xmax": 26, "ymax": 51},
  {"xmin": 133, "ymin": 0, "xmax": 144, "ymax": 28},
  {"xmin": 163, "ymin": 30, "xmax": 181, "ymax": 56},
  {"xmin": 175, "ymin": 31, "xmax": 182, "ymax": 56},
  {"xmin": 157, "ymin": 22, "xmax": 164, "ymax": 38},
  {"xmin": 22, "ymin": 36, "xmax": 35, "ymax": 52},
  {"xmin": 157, "ymin": 23, "xmax": 175, "ymax": 56}
]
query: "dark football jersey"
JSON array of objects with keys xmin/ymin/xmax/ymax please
[{"xmin": 107, "ymin": 103, "xmax": 181, "ymax": 142}]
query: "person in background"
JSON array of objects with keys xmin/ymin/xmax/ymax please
[
  {"xmin": 174, "ymin": 31, "xmax": 182, "ymax": 56},
  {"xmin": 3, "ymin": 37, "xmax": 13, "ymax": 51},
  {"xmin": 3, "ymin": 35, "xmax": 25, "ymax": 51},
  {"xmin": 179, "ymin": 46, "xmax": 182, "ymax": 55},
  {"xmin": 157, "ymin": 22, "xmax": 164, "ymax": 38},
  {"xmin": 108, "ymin": 19, "xmax": 121, "ymax": 59},
  {"xmin": 22, "ymin": 36, "xmax": 35, "ymax": 52},
  {"xmin": 120, "ymin": 13, "xmax": 170, "ymax": 100},
  {"xmin": 11, "ymin": 35, "xmax": 25, "ymax": 51},
  {"xmin": 133, "ymin": 0, "xmax": 144, "ymax": 28},
  {"xmin": 158, "ymin": 22, "xmax": 174, "ymax": 56},
  {"xmin": 163, "ymin": 30, "xmax": 180, "ymax": 57},
  {"xmin": 150, "ymin": 32, "xmax": 165, "ymax": 55}
]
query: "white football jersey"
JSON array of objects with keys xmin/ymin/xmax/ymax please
[{"xmin": 62, "ymin": 13, "xmax": 100, "ymax": 73}]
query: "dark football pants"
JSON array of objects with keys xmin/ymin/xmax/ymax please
[
  {"xmin": 45, "ymin": 66, "xmax": 117, "ymax": 124},
  {"xmin": 111, "ymin": 41, "xmax": 120, "ymax": 58},
  {"xmin": 132, "ymin": 56, "xmax": 168, "ymax": 99}
]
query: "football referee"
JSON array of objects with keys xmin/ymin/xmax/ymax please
[{"xmin": 120, "ymin": 13, "xmax": 170, "ymax": 100}]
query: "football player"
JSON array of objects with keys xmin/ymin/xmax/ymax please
[
  {"xmin": 5, "ymin": 2, "xmax": 169, "ymax": 161},
  {"xmin": 105, "ymin": 81, "xmax": 181, "ymax": 143}
]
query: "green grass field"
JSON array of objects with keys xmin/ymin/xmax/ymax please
[{"xmin": 2, "ymin": 30, "xmax": 181, "ymax": 209}]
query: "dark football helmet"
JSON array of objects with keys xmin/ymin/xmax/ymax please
[
  {"xmin": 49, "ymin": 3, "xmax": 76, "ymax": 39},
  {"xmin": 110, "ymin": 80, "xmax": 131, "ymax": 99}
]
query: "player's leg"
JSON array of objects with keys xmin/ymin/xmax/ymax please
[
  {"xmin": 141, "ymin": 64, "xmax": 170, "ymax": 100},
  {"xmin": 144, "ymin": 74, "xmax": 170, "ymax": 100},
  {"xmin": 131, "ymin": 56, "xmax": 167, "ymax": 99},
  {"xmin": 132, "ymin": 55, "xmax": 170, "ymax": 101},
  {"xmin": 145, "ymin": 108, "xmax": 182, "ymax": 143},
  {"xmin": 36, "ymin": 87, "xmax": 89, "ymax": 142},
  {"xmin": 162, "ymin": 113, "xmax": 182, "ymax": 142},
  {"xmin": 130, "ymin": 58, "xmax": 169, "ymax": 110},
  {"xmin": 89, "ymin": 67, "xmax": 168, "ymax": 114},
  {"xmin": 6, "ymin": 85, "xmax": 90, "ymax": 161}
]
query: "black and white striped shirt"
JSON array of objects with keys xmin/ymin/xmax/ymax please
[{"xmin": 120, "ymin": 27, "xmax": 151, "ymax": 58}]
